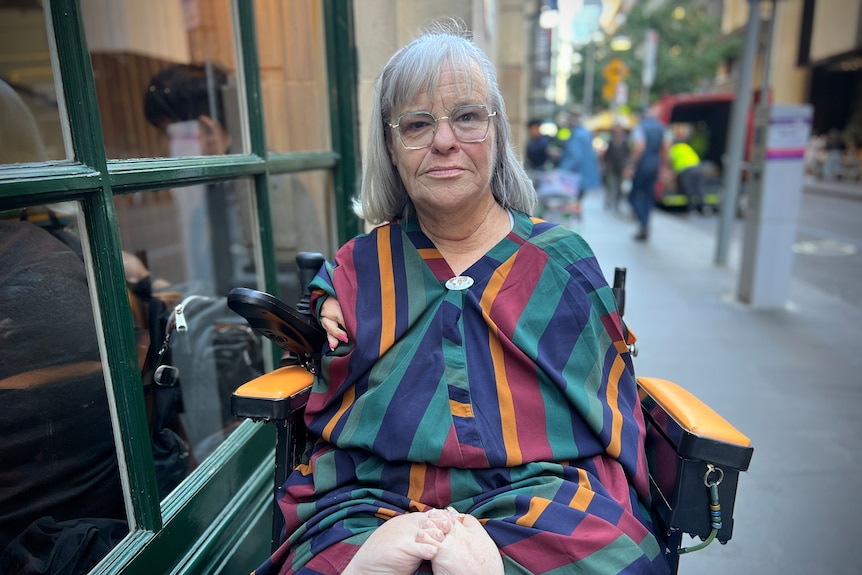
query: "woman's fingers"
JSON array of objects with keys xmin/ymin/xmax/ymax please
[
  {"xmin": 320, "ymin": 297, "xmax": 348, "ymax": 349},
  {"xmin": 320, "ymin": 317, "xmax": 348, "ymax": 349}
]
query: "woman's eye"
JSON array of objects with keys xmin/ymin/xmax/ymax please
[{"xmin": 400, "ymin": 115, "xmax": 433, "ymax": 133}]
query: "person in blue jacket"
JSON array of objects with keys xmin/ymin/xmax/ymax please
[{"xmin": 557, "ymin": 107, "xmax": 601, "ymax": 204}]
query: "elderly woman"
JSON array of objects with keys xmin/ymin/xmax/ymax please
[{"xmin": 255, "ymin": 21, "xmax": 669, "ymax": 575}]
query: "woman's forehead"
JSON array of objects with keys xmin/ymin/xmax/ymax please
[{"xmin": 396, "ymin": 63, "xmax": 488, "ymax": 112}]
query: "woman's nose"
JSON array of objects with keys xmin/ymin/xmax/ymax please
[{"xmin": 431, "ymin": 118, "xmax": 459, "ymax": 150}]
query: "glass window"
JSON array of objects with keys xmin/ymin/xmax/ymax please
[
  {"xmin": 81, "ymin": 0, "xmax": 247, "ymax": 159},
  {"xmin": 255, "ymin": 0, "xmax": 332, "ymax": 153},
  {"xmin": 1, "ymin": 0, "xmax": 354, "ymax": 570},
  {"xmin": 0, "ymin": 4, "xmax": 68, "ymax": 162},
  {"xmin": 0, "ymin": 203, "xmax": 128, "ymax": 567},
  {"xmin": 114, "ymin": 177, "xmax": 266, "ymax": 497},
  {"xmin": 266, "ymin": 169, "xmax": 333, "ymax": 298}
]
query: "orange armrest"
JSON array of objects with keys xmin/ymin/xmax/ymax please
[
  {"xmin": 232, "ymin": 365, "xmax": 313, "ymax": 422},
  {"xmin": 637, "ymin": 376, "xmax": 753, "ymax": 470}
]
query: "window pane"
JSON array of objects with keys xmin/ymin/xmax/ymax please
[
  {"xmin": 267, "ymin": 169, "xmax": 333, "ymax": 298},
  {"xmin": 0, "ymin": 203, "xmax": 128, "ymax": 567},
  {"xmin": 0, "ymin": 5, "xmax": 68, "ymax": 162},
  {"xmin": 114, "ymin": 178, "xmax": 265, "ymax": 497},
  {"xmin": 255, "ymin": 0, "xmax": 332, "ymax": 153},
  {"xmin": 81, "ymin": 0, "xmax": 247, "ymax": 159}
]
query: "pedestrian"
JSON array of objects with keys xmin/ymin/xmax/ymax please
[
  {"xmin": 524, "ymin": 118, "xmax": 555, "ymax": 171},
  {"xmin": 557, "ymin": 107, "xmax": 601, "ymax": 207},
  {"xmin": 667, "ymin": 128, "xmax": 704, "ymax": 213},
  {"xmin": 626, "ymin": 106, "xmax": 669, "ymax": 241},
  {"xmin": 821, "ymin": 128, "xmax": 845, "ymax": 181},
  {"xmin": 603, "ymin": 122, "xmax": 630, "ymax": 212}
]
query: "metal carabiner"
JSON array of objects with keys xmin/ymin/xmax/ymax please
[{"xmin": 704, "ymin": 463, "xmax": 724, "ymax": 487}]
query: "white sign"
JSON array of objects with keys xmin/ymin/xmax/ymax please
[
  {"xmin": 766, "ymin": 118, "xmax": 810, "ymax": 152},
  {"xmin": 765, "ymin": 105, "xmax": 812, "ymax": 159},
  {"xmin": 642, "ymin": 29, "xmax": 658, "ymax": 87},
  {"xmin": 615, "ymin": 81, "xmax": 628, "ymax": 106}
]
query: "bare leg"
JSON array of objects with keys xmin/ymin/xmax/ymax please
[
  {"xmin": 430, "ymin": 514, "xmax": 504, "ymax": 575},
  {"xmin": 342, "ymin": 512, "xmax": 446, "ymax": 575}
]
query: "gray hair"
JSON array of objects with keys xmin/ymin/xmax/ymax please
[{"xmin": 357, "ymin": 19, "xmax": 536, "ymax": 224}]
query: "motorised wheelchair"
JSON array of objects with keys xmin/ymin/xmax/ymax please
[{"xmin": 226, "ymin": 252, "xmax": 753, "ymax": 574}]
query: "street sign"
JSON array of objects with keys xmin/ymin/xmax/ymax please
[
  {"xmin": 603, "ymin": 58, "xmax": 629, "ymax": 102},
  {"xmin": 603, "ymin": 58, "xmax": 629, "ymax": 83}
]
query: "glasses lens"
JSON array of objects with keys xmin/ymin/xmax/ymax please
[
  {"xmin": 451, "ymin": 106, "xmax": 491, "ymax": 142},
  {"xmin": 397, "ymin": 112, "xmax": 436, "ymax": 148}
]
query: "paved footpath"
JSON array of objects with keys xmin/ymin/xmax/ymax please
[{"xmin": 574, "ymin": 191, "xmax": 862, "ymax": 575}]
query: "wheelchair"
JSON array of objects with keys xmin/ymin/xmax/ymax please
[{"xmin": 226, "ymin": 253, "xmax": 753, "ymax": 574}]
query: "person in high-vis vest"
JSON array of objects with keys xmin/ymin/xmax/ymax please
[{"xmin": 668, "ymin": 137, "xmax": 703, "ymax": 213}]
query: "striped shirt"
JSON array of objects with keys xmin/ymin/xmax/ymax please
[{"xmin": 256, "ymin": 210, "xmax": 669, "ymax": 575}]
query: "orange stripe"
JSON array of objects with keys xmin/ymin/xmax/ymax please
[
  {"xmin": 569, "ymin": 467, "xmax": 594, "ymax": 511},
  {"xmin": 480, "ymin": 255, "xmax": 522, "ymax": 466},
  {"xmin": 613, "ymin": 339, "xmax": 630, "ymax": 354},
  {"xmin": 515, "ymin": 496, "xmax": 551, "ymax": 528},
  {"xmin": 322, "ymin": 385, "xmax": 355, "ymax": 440},
  {"xmin": 407, "ymin": 463, "xmax": 426, "ymax": 502},
  {"xmin": 449, "ymin": 399, "xmax": 474, "ymax": 418},
  {"xmin": 417, "ymin": 247, "xmax": 442, "ymax": 259},
  {"xmin": 377, "ymin": 229, "xmax": 396, "ymax": 354},
  {"xmin": 606, "ymin": 355, "xmax": 625, "ymax": 458},
  {"xmin": 375, "ymin": 506, "xmax": 398, "ymax": 521}
]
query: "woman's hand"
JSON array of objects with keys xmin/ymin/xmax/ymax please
[{"xmin": 319, "ymin": 296, "xmax": 348, "ymax": 350}]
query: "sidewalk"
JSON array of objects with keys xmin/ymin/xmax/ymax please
[
  {"xmin": 575, "ymin": 194, "xmax": 862, "ymax": 575},
  {"xmin": 803, "ymin": 173, "xmax": 862, "ymax": 201}
]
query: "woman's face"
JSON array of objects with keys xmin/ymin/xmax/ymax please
[{"xmin": 387, "ymin": 64, "xmax": 497, "ymax": 220}]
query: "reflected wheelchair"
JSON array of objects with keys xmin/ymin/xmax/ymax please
[{"xmin": 226, "ymin": 253, "xmax": 753, "ymax": 573}]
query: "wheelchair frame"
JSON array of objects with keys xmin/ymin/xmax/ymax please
[{"xmin": 227, "ymin": 254, "xmax": 753, "ymax": 573}]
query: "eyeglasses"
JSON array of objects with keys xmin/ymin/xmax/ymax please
[{"xmin": 388, "ymin": 104, "xmax": 497, "ymax": 150}]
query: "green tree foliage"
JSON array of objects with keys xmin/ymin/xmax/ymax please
[{"xmin": 568, "ymin": 0, "xmax": 741, "ymax": 110}]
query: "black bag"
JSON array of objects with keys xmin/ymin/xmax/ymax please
[
  {"xmin": 0, "ymin": 517, "xmax": 127, "ymax": 575},
  {"xmin": 129, "ymin": 279, "xmax": 192, "ymax": 497}
]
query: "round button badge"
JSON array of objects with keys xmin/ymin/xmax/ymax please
[{"xmin": 445, "ymin": 275, "xmax": 474, "ymax": 291}]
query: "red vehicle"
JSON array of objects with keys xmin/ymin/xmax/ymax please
[{"xmin": 653, "ymin": 91, "xmax": 762, "ymax": 212}]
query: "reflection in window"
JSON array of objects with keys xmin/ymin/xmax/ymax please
[
  {"xmin": 265, "ymin": 169, "xmax": 333, "ymax": 299},
  {"xmin": 115, "ymin": 179, "xmax": 265, "ymax": 490},
  {"xmin": 0, "ymin": 204, "xmax": 127, "ymax": 570},
  {"xmin": 0, "ymin": 4, "xmax": 67, "ymax": 162},
  {"xmin": 144, "ymin": 63, "xmax": 237, "ymax": 157},
  {"xmin": 82, "ymin": 0, "xmax": 244, "ymax": 159}
]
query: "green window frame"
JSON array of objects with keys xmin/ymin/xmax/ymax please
[{"xmin": 0, "ymin": 1, "xmax": 360, "ymax": 573}]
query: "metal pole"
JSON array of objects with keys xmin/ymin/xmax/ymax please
[
  {"xmin": 715, "ymin": 0, "xmax": 762, "ymax": 265},
  {"xmin": 760, "ymin": 0, "xmax": 776, "ymax": 104},
  {"xmin": 584, "ymin": 41, "xmax": 595, "ymax": 115}
]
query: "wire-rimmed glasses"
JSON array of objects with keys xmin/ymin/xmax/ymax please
[{"xmin": 388, "ymin": 104, "xmax": 497, "ymax": 150}]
